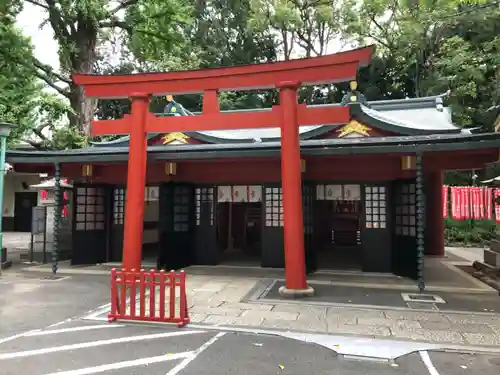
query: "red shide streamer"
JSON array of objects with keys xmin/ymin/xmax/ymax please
[
  {"xmin": 471, "ymin": 187, "xmax": 480, "ymax": 219},
  {"xmin": 447, "ymin": 186, "xmax": 496, "ymax": 221},
  {"xmin": 442, "ymin": 185, "xmax": 448, "ymax": 218},
  {"xmin": 495, "ymin": 189, "xmax": 500, "ymax": 223},
  {"xmin": 477, "ymin": 187, "xmax": 485, "ymax": 219},
  {"xmin": 459, "ymin": 187, "xmax": 467, "ymax": 220},
  {"xmin": 486, "ymin": 187, "xmax": 493, "ymax": 220},
  {"xmin": 451, "ymin": 187, "xmax": 460, "ymax": 220}
]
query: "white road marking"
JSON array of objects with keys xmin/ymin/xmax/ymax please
[
  {"xmin": 47, "ymin": 318, "xmax": 74, "ymax": 328},
  {"xmin": 419, "ymin": 351, "xmax": 440, "ymax": 375},
  {"xmin": 82, "ymin": 316, "xmax": 108, "ymax": 322},
  {"xmin": 25, "ymin": 324, "xmax": 125, "ymax": 336},
  {"xmin": 0, "ymin": 330, "xmax": 205, "ymax": 360},
  {"xmin": 81, "ymin": 303, "xmax": 112, "ymax": 320},
  {"xmin": 0, "ymin": 330, "xmax": 40, "ymax": 345},
  {"xmin": 41, "ymin": 351, "xmax": 193, "ymax": 375},
  {"xmin": 166, "ymin": 332, "xmax": 226, "ymax": 375}
]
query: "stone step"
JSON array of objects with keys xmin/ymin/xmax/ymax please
[
  {"xmin": 490, "ymin": 239, "xmax": 500, "ymax": 253},
  {"xmin": 484, "ymin": 249, "xmax": 500, "ymax": 268}
]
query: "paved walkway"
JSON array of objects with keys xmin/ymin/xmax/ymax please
[
  {"xmin": 79, "ymin": 270, "xmax": 500, "ymax": 350},
  {"xmin": 446, "ymin": 246, "xmax": 485, "ymax": 264},
  {"xmin": 183, "ymin": 274, "xmax": 500, "ymax": 348}
]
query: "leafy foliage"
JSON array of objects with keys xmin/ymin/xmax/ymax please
[
  {"xmin": 343, "ymin": 0, "xmax": 500, "ymax": 129},
  {"xmin": 0, "ymin": 5, "xmax": 73, "ymax": 148},
  {"xmin": 3, "ymin": 0, "xmax": 500, "ymax": 150},
  {"xmin": 445, "ymin": 219, "xmax": 500, "ymax": 246}
]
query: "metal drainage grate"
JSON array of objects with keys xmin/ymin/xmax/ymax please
[
  {"xmin": 408, "ymin": 294, "xmax": 435, "ymax": 301},
  {"xmin": 401, "ymin": 293, "xmax": 446, "ymax": 304},
  {"xmin": 406, "ymin": 302, "xmax": 439, "ymax": 311}
]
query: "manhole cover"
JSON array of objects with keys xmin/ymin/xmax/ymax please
[{"xmin": 40, "ymin": 276, "xmax": 67, "ymax": 281}]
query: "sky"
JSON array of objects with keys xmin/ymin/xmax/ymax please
[{"xmin": 17, "ymin": 4, "xmax": 60, "ymax": 70}]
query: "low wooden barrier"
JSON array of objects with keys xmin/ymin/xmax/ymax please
[{"xmin": 108, "ymin": 268, "xmax": 190, "ymax": 327}]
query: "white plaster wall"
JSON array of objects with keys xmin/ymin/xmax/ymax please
[{"xmin": 2, "ymin": 173, "xmax": 41, "ymax": 218}]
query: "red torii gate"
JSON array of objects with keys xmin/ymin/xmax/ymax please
[{"xmin": 73, "ymin": 46, "xmax": 374, "ymax": 296}]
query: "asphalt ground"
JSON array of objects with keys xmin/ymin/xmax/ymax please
[
  {"xmin": 0, "ymin": 318, "xmax": 499, "ymax": 375},
  {"xmin": 0, "ymin": 270, "xmax": 110, "ymax": 337}
]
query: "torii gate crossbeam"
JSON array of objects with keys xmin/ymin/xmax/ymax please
[{"xmin": 72, "ymin": 46, "xmax": 374, "ymax": 297}]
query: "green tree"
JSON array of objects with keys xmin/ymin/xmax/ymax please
[
  {"xmin": 6, "ymin": 0, "xmax": 193, "ymax": 135},
  {"xmin": 0, "ymin": 5, "xmax": 72, "ymax": 148},
  {"xmin": 343, "ymin": 0, "xmax": 500, "ymax": 129},
  {"xmin": 249, "ymin": 0, "xmax": 341, "ymax": 59}
]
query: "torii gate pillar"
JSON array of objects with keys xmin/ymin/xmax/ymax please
[
  {"xmin": 122, "ymin": 93, "xmax": 150, "ymax": 270},
  {"xmin": 278, "ymin": 82, "xmax": 314, "ymax": 298}
]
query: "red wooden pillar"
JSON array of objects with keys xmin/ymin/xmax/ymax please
[
  {"xmin": 425, "ymin": 171, "xmax": 445, "ymax": 257},
  {"xmin": 278, "ymin": 82, "xmax": 314, "ymax": 297},
  {"xmin": 122, "ymin": 93, "xmax": 150, "ymax": 270}
]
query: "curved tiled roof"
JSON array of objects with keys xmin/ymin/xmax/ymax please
[
  {"xmin": 8, "ymin": 132, "xmax": 500, "ymax": 164},
  {"xmin": 90, "ymin": 92, "xmax": 460, "ymax": 147}
]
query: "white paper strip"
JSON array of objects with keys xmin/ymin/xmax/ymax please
[
  {"xmin": 217, "ymin": 186, "xmax": 231, "ymax": 202},
  {"xmin": 343, "ymin": 184, "xmax": 361, "ymax": 201},
  {"xmin": 248, "ymin": 186, "xmax": 262, "ymax": 202},
  {"xmin": 326, "ymin": 185, "xmax": 342, "ymax": 200},
  {"xmin": 232, "ymin": 186, "xmax": 248, "ymax": 202},
  {"xmin": 316, "ymin": 185, "xmax": 325, "ymax": 200}
]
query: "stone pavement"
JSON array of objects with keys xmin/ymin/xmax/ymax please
[{"xmin": 182, "ymin": 274, "xmax": 500, "ymax": 349}]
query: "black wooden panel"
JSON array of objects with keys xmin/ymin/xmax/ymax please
[
  {"xmin": 303, "ymin": 182, "xmax": 317, "ymax": 273},
  {"xmin": 71, "ymin": 185, "xmax": 108, "ymax": 265},
  {"xmin": 392, "ymin": 180, "xmax": 418, "ymax": 279},
  {"xmin": 194, "ymin": 186, "xmax": 218, "ymax": 265},
  {"xmin": 110, "ymin": 186, "xmax": 125, "ymax": 262},
  {"xmin": 158, "ymin": 183, "xmax": 195, "ymax": 270},
  {"xmin": 261, "ymin": 185, "xmax": 284, "ymax": 268},
  {"xmin": 361, "ymin": 184, "xmax": 392, "ymax": 272}
]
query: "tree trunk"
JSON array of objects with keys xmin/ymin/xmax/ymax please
[
  {"xmin": 67, "ymin": 27, "xmax": 99, "ymax": 135},
  {"xmin": 69, "ymin": 86, "xmax": 97, "ymax": 135}
]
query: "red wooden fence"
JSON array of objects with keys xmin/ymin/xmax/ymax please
[{"xmin": 108, "ymin": 268, "xmax": 190, "ymax": 327}]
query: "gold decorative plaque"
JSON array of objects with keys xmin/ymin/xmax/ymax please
[
  {"xmin": 337, "ymin": 120, "xmax": 371, "ymax": 138},
  {"xmin": 162, "ymin": 132, "xmax": 189, "ymax": 144}
]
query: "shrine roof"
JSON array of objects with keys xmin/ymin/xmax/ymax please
[
  {"xmin": 90, "ymin": 92, "xmax": 460, "ymax": 147},
  {"xmin": 7, "ymin": 132, "xmax": 500, "ymax": 164}
]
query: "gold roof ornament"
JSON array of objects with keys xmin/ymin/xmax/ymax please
[
  {"xmin": 494, "ymin": 115, "xmax": 500, "ymax": 132},
  {"xmin": 162, "ymin": 132, "xmax": 189, "ymax": 144},
  {"xmin": 337, "ymin": 120, "xmax": 371, "ymax": 138},
  {"xmin": 166, "ymin": 95, "xmax": 174, "ymax": 102}
]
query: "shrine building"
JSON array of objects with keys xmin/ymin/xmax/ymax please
[{"xmin": 6, "ymin": 46, "xmax": 500, "ymax": 295}]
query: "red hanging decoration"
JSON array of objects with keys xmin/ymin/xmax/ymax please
[
  {"xmin": 451, "ymin": 187, "xmax": 460, "ymax": 220},
  {"xmin": 485, "ymin": 187, "xmax": 493, "ymax": 220},
  {"xmin": 442, "ymin": 185, "xmax": 448, "ymax": 218},
  {"xmin": 478, "ymin": 187, "xmax": 485, "ymax": 219},
  {"xmin": 471, "ymin": 187, "xmax": 480, "ymax": 219},
  {"xmin": 470, "ymin": 187, "xmax": 476, "ymax": 219},
  {"xmin": 495, "ymin": 189, "xmax": 500, "ymax": 223},
  {"xmin": 460, "ymin": 187, "xmax": 468, "ymax": 220}
]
